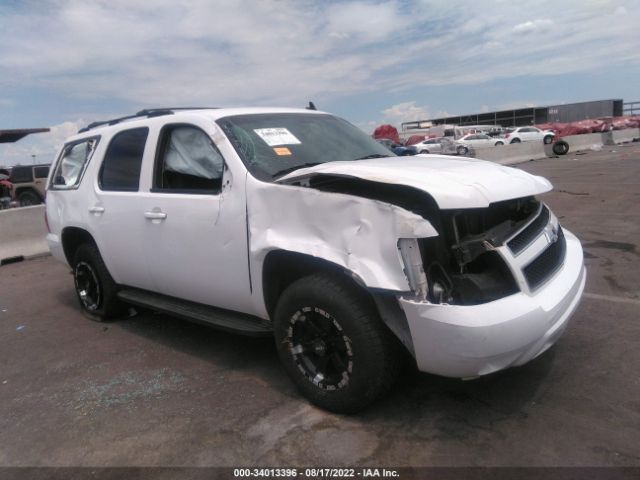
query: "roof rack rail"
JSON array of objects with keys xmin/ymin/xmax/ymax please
[{"xmin": 77, "ymin": 107, "xmax": 219, "ymax": 134}]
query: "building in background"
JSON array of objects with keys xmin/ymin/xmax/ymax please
[{"xmin": 402, "ymin": 99, "xmax": 626, "ymax": 133}]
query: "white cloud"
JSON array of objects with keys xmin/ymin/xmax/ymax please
[
  {"xmin": 325, "ymin": 1, "xmax": 410, "ymax": 42},
  {"xmin": 382, "ymin": 101, "xmax": 430, "ymax": 126},
  {"xmin": 512, "ymin": 19, "xmax": 553, "ymax": 34}
]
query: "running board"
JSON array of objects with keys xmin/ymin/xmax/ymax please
[{"xmin": 117, "ymin": 288, "xmax": 272, "ymax": 337}]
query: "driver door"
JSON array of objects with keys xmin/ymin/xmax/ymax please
[{"xmin": 141, "ymin": 122, "xmax": 251, "ymax": 313}]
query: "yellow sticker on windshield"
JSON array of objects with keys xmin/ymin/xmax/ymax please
[{"xmin": 274, "ymin": 147, "xmax": 292, "ymax": 156}]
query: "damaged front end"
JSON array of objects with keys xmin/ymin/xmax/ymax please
[
  {"xmin": 274, "ymin": 169, "xmax": 584, "ymax": 379},
  {"xmin": 419, "ymin": 196, "xmax": 541, "ymax": 306},
  {"xmin": 281, "ymin": 172, "xmax": 544, "ymax": 307}
]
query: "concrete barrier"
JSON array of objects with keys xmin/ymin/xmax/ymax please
[
  {"xmin": 0, "ymin": 205, "xmax": 49, "ymax": 264},
  {"xmin": 474, "ymin": 141, "xmax": 547, "ymax": 165},
  {"xmin": 562, "ymin": 132, "xmax": 605, "ymax": 152},
  {"xmin": 468, "ymin": 128, "xmax": 638, "ymax": 165},
  {"xmin": 611, "ymin": 128, "xmax": 640, "ymax": 144}
]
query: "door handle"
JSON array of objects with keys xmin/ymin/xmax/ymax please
[
  {"xmin": 88, "ymin": 206, "xmax": 105, "ymax": 214},
  {"xmin": 144, "ymin": 211, "xmax": 167, "ymax": 220}
]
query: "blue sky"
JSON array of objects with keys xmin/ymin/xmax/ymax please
[{"xmin": 1, "ymin": 0, "xmax": 639, "ymax": 166}]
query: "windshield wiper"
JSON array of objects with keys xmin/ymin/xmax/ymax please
[
  {"xmin": 354, "ymin": 153, "xmax": 389, "ymax": 160},
  {"xmin": 272, "ymin": 162, "xmax": 323, "ymax": 179}
]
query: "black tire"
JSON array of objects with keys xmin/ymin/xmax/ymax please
[
  {"xmin": 456, "ymin": 146, "xmax": 468, "ymax": 155},
  {"xmin": 18, "ymin": 190, "xmax": 41, "ymax": 206},
  {"xmin": 552, "ymin": 140, "xmax": 570, "ymax": 155},
  {"xmin": 495, "ymin": 141, "xmax": 504, "ymax": 146},
  {"xmin": 73, "ymin": 243, "xmax": 125, "ymax": 321},
  {"xmin": 543, "ymin": 135, "xmax": 554, "ymax": 145},
  {"xmin": 273, "ymin": 273, "xmax": 401, "ymax": 413},
  {"xmin": 510, "ymin": 138, "xmax": 521, "ymax": 144},
  {"xmin": 419, "ymin": 149, "xmax": 429, "ymax": 154}
]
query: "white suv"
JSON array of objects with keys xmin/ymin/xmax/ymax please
[
  {"xmin": 45, "ymin": 107, "xmax": 585, "ymax": 412},
  {"xmin": 505, "ymin": 127, "xmax": 555, "ymax": 144}
]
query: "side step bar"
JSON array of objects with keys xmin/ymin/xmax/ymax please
[{"xmin": 117, "ymin": 288, "xmax": 273, "ymax": 337}]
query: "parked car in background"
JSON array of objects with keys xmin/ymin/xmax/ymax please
[
  {"xmin": 413, "ymin": 137, "xmax": 475, "ymax": 156},
  {"xmin": 377, "ymin": 138, "xmax": 416, "ymax": 156},
  {"xmin": 457, "ymin": 133, "xmax": 505, "ymax": 148},
  {"xmin": 9, "ymin": 164, "xmax": 50, "ymax": 206},
  {"xmin": 504, "ymin": 127, "xmax": 555, "ymax": 145}
]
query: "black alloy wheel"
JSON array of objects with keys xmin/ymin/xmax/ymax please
[
  {"xmin": 274, "ymin": 273, "xmax": 402, "ymax": 413},
  {"xmin": 74, "ymin": 261, "xmax": 101, "ymax": 312},
  {"xmin": 73, "ymin": 243, "xmax": 125, "ymax": 320},
  {"xmin": 287, "ymin": 306, "xmax": 353, "ymax": 391}
]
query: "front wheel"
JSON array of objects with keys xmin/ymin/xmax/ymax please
[
  {"xmin": 456, "ymin": 146, "xmax": 469, "ymax": 155},
  {"xmin": 419, "ymin": 149, "xmax": 429, "ymax": 154},
  {"xmin": 495, "ymin": 141, "xmax": 504, "ymax": 146},
  {"xmin": 73, "ymin": 243, "xmax": 125, "ymax": 321},
  {"xmin": 274, "ymin": 273, "xmax": 401, "ymax": 413},
  {"xmin": 543, "ymin": 135, "xmax": 554, "ymax": 144},
  {"xmin": 510, "ymin": 138, "xmax": 521, "ymax": 144}
]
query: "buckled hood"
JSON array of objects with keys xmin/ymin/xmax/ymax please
[{"xmin": 277, "ymin": 156, "xmax": 552, "ymax": 209}]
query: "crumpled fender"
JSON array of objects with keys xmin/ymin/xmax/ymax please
[{"xmin": 246, "ymin": 176, "xmax": 438, "ymax": 295}]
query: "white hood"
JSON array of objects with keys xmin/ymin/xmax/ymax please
[{"xmin": 277, "ymin": 155, "xmax": 552, "ymax": 209}]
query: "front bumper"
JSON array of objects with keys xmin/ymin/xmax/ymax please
[{"xmin": 400, "ymin": 228, "xmax": 585, "ymax": 378}]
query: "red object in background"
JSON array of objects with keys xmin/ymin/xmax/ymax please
[
  {"xmin": 0, "ymin": 179, "xmax": 12, "ymax": 190},
  {"xmin": 405, "ymin": 134, "xmax": 426, "ymax": 146},
  {"xmin": 535, "ymin": 116, "xmax": 640, "ymax": 139},
  {"xmin": 373, "ymin": 124, "xmax": 401, "ymax": 144},
  {"xmin": 610, "ymin": 115, "xmax": 640, "ymax": 129}
]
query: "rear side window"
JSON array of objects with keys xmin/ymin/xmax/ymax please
[
  {"xmin": 34, "ymin": 166, "xmax": 50, "ymax": 178},
  {"xmin": 50, "ymin": 137, "xmax": 99, "ymax": 189},
  {"xmin": 100, "ymin": 128, "xmax": 148, "ymax": 191}
]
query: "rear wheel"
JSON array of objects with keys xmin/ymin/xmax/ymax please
[
  {"xmin": 18, "ymin": 190, "xmax": 40, "ymax": 206},
  {"xmin": 274, "ymin": 273, "xmax": 401, "ymax": 413},
  {"xmin": 495, "ymin": 141, "xmax": 504, "ymax": 146},
  {"xmin": 73, "ymin": 243, "xmax": 125, "ymax": 321},
  {"xmin": 419, "ymin": 149, "xmax": 429, "ymax": 154},
  {"xmin": 510, "ymin": 138, "xmax": 521, "ymax": 144}
]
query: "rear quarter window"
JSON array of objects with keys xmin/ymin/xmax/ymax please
[
  {"xmin": 34, "ymin": 166, "xmax": 50, "ymax": 178},
  {"xmin": 50, "ymin": 137, "xmax": 100, "ymax": 190}
]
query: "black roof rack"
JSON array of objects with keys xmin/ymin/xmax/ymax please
[{"xmin": 77, "ymin": 107, "xmax": 219, "ymax": 133}]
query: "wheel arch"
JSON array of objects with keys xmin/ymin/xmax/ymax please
[
  {"xmin": 61, "ymin": 227, "xmax": 97, "ymax": 266},
  {"xmin": 14, "ymin": 186, "xmax": 42, "ymax": 200},
  {"xmin": 261, "ymin": 249, "xmax": 372, "ymax": 320}
]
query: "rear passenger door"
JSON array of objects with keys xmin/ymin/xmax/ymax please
[
  {"xmin": 88, "ymin": 127, "xmax": 156, "ymax": 290},
  {"xmin": 141, "ymin": 122, "xmax": 251, "ymax": 313}
]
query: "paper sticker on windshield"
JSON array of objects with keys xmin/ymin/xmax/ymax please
[
  {"xmin": 254, "ymin": 128, "xmax": 301, "ymax": 146},
  {"xmin": 273, "ymin": 147, "xmax": 292, "ymax": 156}
]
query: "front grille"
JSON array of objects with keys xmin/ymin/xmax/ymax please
[
  {"xmin": 508, "ymin": 205, "xmax": 550, "ymax": 255},
  {"xmin": 523, "ymin": 227, "xmax": 566, "ymax": 291}
]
